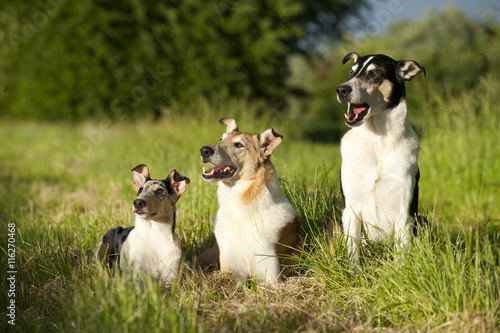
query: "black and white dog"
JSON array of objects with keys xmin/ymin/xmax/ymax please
[
  {"xmin": 97, "ymin": 164, "xmax": 190, "ymax": 286},
  {"xmin": 336, "ymin": 52, "xmax": 426, "ymax": 270}
]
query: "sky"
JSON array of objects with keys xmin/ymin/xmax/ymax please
[{"xmin": 359, "ymin": 0, "xmax": 499, "ymax": 35}]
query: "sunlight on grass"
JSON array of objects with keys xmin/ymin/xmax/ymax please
[{"xmin": 0, "ymin": 87, "xmax": 499, "ymax": 331}]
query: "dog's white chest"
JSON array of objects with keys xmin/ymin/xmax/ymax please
[
  {"xmin": 213, "ymin": 178, "xmax": 296, "ymax": 283},
  {"xmin": 123, "ymin": 220, "xmax": 181, "ymax": 283},
  {"xmin": 215, "ymin": 180, "xmax": 293, "ymax": 236},
  {"xmin": 341, "ymin": 126, "xmax": 419, "ymax": 237}
]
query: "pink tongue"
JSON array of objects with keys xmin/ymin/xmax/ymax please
[{"xmin": 352, "ymin": 104, "xmax": 368, "ymax": 114}]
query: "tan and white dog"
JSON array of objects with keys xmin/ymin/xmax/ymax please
[
  {"xmin": 199, "ymin": 117, "xmax": 304, "ymax": 285},
  {"xmin": 97, "ymin": 164, "xmax": 190, "ymax": 286}
]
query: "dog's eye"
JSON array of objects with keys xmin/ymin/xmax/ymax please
[
  {"xmin": 137, "ymin": 187, "xmax": 143, "ymax": 195},
  {"xmin": 155, "ymin": 188, "xmax": 166, "ymax": 196},
  {"xmin": 368, "ymin": 70, "xmax": 377, "ymax": 77},
  {"xmin": 219, "ymin": 137, "xmax": 222, "ymax": 142},
  {"xmin": 348, "ymin": 70, "xmax": 353, "ymax": 77},
  {"xmin": 234, "ymin": 142, "xmax": 244, "ymax": 148}
]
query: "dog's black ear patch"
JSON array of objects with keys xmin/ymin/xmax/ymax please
[
  {"xmin": 342, "ymin": 52, "xmax": 360, "ymax": 65},
  {"xmin": 132, "ymin": 164, "xmax": 151, "ymax": 193},
  {"xmin": 397, "ymin": 60, "xmax": 426, "ymax": 82},
  {"xmin": 166, "ymin": 169, "xmax": 190, "ymax": 197}
]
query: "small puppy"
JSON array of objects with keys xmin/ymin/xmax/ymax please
[
  {"xmin": 97, "ymin": 164, "xmax": 190, "ymax": 286},
  {"xmin": 336, "ymin": 52, "xmax": 426, "ymax": 270},
  {"xmin": 199, "ymin": 117, "xmax": 304, "ymax": 285}
]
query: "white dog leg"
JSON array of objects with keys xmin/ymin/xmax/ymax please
[{"xmin": 342, "ymin": 208, "xmax": 362, "ymax": 274}]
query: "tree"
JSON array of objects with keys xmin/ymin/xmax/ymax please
[
  {"xmin": 288, "ymin": 6, "xmax": 500, "ymax": 141},
  {"xmin": 0, "ymin": 0, "xmax": 369, "ymax": 119}
]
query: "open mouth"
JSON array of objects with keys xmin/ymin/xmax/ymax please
[
  {"xmin": 202, "ymin": 165, "xmax": 236, "ymax": 180},
  {"xmin": 345, "ymin": 103, "xmax": 369, "ymax": 126}
]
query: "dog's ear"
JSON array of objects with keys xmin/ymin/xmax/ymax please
[
  {"xmin": 342, "ymin": 52, "xmax": 360, "ymax": 65},
  {"xmin": 166, "ymin": 169, "xmax": 190, "ymax": 197},
  {"xmin": 132, "ymin": 164, "xmax": 150, "ymax": 193},
  {"xmin": 258, "ymin": 128, "xmax": 283, "ymax": 157},
  {"xmin": 218, "ymin": 117, "xmax": 238, "ymax": 133},
  {"xmin": 397, "ymin": 60, "xmax": 426, "ymax": 82}
]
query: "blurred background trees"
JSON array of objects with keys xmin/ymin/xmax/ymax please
[
  {"xmin": 287, "ymin": 6, "xmax": 500, "ymax": 140},
  {"xmin": 0, "ymin": 1, "xmax": 499, "ymax": 130},
  {"xmin": 0, "ymin": 0, "xmax": 367, "ymax": 119}
]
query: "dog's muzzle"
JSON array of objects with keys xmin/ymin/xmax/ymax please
[
  {"xmin": 133, "ymin": 198, "xmax": 146, "ymax": 214},
  {"xmin": 336, "ymin": 84, "xmax": 370, "ymax": 127},
  {"xmin": 336, "ymin": 85, "xmax": 352, "ymax": 102},
  {"xmin": 200, "ymin": 146, "xmax": 214, "ymax": 162},
  {"xmin": 200, "ymin": 145, "xmax": 237, "ymax": 181}
]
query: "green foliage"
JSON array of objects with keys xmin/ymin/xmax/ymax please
[
  {"xmin": 289, "ymin": 7, "xmax": 500, "ymax": 140},
  {"xmin": 0, "ymin": 87, "xmax": 498, "ymax": 331},
  {"xmin": 415, "ymin": 77, "xmax": 500, "ymax": 225},
  {"xmin": 303, "ymin": 225, "xmax": 500, "ymax": 329},
  {"xmin": 0, "ymin": 0, "xmax": 368, "ymax": 120},
  {"xmin": 1, "ymin": 5, "xmax": 499, "ymax": 331},
  {"xmin": 372, "ymin": 6, "xmax": 495, "ymax": 93}
]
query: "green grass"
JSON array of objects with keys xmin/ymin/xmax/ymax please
[{"xmin": 1, "ymin": 83, "xmax": 499, "ymax": 332}]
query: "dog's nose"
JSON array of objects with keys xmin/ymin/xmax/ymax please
[
  {"xmin": 133, "ymin": 198, "xmax": 146, "ymax": 209},
  {"xmin": 336, "ymin": 85, "xmax": 352, "ymax": 99},
  {"xmin": 200, "ymin": 146, "xmax": 214, "ymax": 158}
]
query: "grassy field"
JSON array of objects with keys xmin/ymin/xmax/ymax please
[{"xmin": 1, "ymin": 80, "xmax": 499, "ymax": 332}]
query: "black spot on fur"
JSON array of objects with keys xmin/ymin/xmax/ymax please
[
  {"xmin": 410, "ymin": 168, "xmax": 429, "ymax": 236},
  {"xmin": 97, "ymin": 226, "xmax": 135, "ymax": 271}
]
